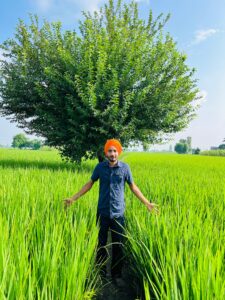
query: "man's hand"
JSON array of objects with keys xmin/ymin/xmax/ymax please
[
  {"xmin": 129, "ymin": 183, "xmax": 160, "ymax": 215},
  {"xmin": 63, "ymin": 198, "xmax": 74, "ymax": 209},
  {"xmin": 63, "ymin": 180, "xmax": 94, "ymax": 210},
  {"xmin": 145, "ymin": 202, "xmax": 160, "ymax": 215}
]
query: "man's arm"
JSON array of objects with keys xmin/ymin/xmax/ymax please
[
  {"xmin": 63, "ymin": 180, "xmax": 95, "ymax": 208},
  {"xmin": 129, "ymin": 182, "xmax": 159, "ymax": 214}
]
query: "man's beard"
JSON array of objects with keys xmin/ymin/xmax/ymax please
[{"xmin": 108, "ymin": 156, "xmax": 117, "ymax": 162}]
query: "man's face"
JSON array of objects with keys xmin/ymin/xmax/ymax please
[{"xmin": 106, "ymin": 146, "xmax": 119, "ymax": 162}]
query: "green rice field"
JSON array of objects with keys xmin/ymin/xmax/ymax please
[{"xmin": 0, "ymin": 148, "xmax": 224, "ymax": 299}]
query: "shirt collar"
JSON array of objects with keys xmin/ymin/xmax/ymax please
[{"xmin": 104, "ymin": 159, "xmax": 122, "ymax": 167}]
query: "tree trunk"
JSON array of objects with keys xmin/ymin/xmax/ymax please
[{"xmin": 97, "ymin": 149, "xmax": 105, "ymax": 163}]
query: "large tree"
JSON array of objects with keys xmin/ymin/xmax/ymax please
[{"xmin": 0, "ymin": 0, "xmax": 200, "ymax": 163}]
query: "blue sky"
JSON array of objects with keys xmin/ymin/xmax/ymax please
[{"xmin": 0, "ymin": 0, "xmax": 224, "ymax": 150}]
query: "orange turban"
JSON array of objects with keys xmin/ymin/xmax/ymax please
[{"xmin": 104, "ymin": 139, "xmax": 123, "ymax": 155}]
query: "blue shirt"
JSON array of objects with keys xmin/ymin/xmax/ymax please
[{"xmin": 91, "ymin": 160, "xmax": 134, "ymax": 219}]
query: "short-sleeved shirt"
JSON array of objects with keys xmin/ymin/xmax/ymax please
[{"xmin": 91, "ymin": 160, "xmax": 134, "ymax": 219}]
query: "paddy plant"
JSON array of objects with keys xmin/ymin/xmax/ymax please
[
  {"xmin": 0, "ymin": 149, "xmax": 100, "ymax": 299},
  {"xmin": 1, "ymin": 149, "xmax": 224, "ymax": 299},
  {"xmin": 124, "ymin": 153, "xmax": 225, "ymax": 300}
]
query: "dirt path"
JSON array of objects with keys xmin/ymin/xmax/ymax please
[{"xmin": 96, "ymin": 231, "xmax": 141, "ymax": 300}]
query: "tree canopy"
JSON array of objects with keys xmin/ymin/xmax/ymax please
[{"xmin": 0, "ymin": 0, "xmax": 200, "ymax": 162}]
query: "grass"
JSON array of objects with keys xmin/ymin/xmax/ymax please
[
  {"xmin": 123, "ymin": 153, "xmax": 225, "ymax": 299},
  {"xmin": 0, "ymin": 149, "xmax": 100, "ymax": 299},
  {"xmin": 0, "ymin": 149, "xmax": 224, "ymax": 299}
]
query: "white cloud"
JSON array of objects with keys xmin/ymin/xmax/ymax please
[{"xmin": 193, "ymin": 28, "xmax": 219, "ymax": 44}]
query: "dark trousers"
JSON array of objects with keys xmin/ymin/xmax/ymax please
[{"xmin": 96, "ymin": 212, "xmax": 125, "ymax": 277}]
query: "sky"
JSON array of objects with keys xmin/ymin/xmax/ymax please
[{"xmin": 0, "ymin": 0, "xmax": 224, "ymax": 150}]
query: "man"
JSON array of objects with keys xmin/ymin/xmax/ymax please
[{"xmin": 64, "ymin": 139, "xmax": 159, "ymax": 285}]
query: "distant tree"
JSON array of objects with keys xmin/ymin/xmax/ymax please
[
  {"xmin": 174, "ymin": 142, "xmax": 187, "ymax": 154},
  {"xmin": 31, "ymin": 139, "xmax": 42, "ymax": 150},
  {"xmin": 24, "ymin": 139, "xmax": 34, "ymax": 148},
  {"xmin": 179, "ymin": 139, "xmax": 187, "ymax": 144},
  {"xmin": 11, "ymin": 133, "xmax": 42, "ymax": 149},
  {"xmin": 192, "ymin": 147, "xmax": 200, "ymax": 154},
  {"xmin": 186, "ymin": 136, "xmax": 192, "ymax": 153},
  {"xmin": 26, "ymin": 139, "xmax": 42, "ymax": 150},
  {"xmin": 0, "ymin": 0, "xmax": 200, "ymax": 163},
  {"xmin": 218, "ymin": 144, "xmax": 225, "ymax": 150},
  {"xmin": 177, "ymin": 137, "xmax": 192, "ymax": 154},
  {"xmin": 12, "ymin": 134, "xmax": 28, "ymax": 149}
]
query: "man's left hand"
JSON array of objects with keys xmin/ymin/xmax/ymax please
[{"xmin": 146, "ymin": 202, "xmax": 160, "ymax": 215}]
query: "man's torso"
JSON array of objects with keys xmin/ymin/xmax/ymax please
[{"xmin": 91, "ymin": 160, "xmax": 132, "ymax": 219}]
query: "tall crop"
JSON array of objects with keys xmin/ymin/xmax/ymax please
[
  {"xmin": 1, "ymin": 149, "xmax": 224, "ymax": 299},
  {"xmin": 123, "ymin": 153, "xmax": 225, "ymax": 300},
  {"xmin": 0, "ymin": 149, "xmax": 100, "ymax": 299}
]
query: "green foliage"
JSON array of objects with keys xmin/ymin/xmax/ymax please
[
  {"xmin": 174, "ymin": 142, "xmax": 187, "ymax": 154},
  {"xmin": 0, "ymin": 148, "xmax": 100, "ymax": 299},
  {"xmin": 12, "ymin": 133, "xmax": 28, "ymax": 149},
  {"xmin": 0, "ymin": 0, "xmax": 200, "ymax": 163},
  {"xmin": 1, "ymin": 149, "xmax": 225, "ymax": 299},
  {"xmin": 29, "ymin": 139, "xmax": 42, "ymax": 150},
  {"xmin": 124, "ymin": 153, "xmax": 225, "ymax": 300},
  {"xmin": 218, "ymin": 144, "xmax": 225, "ymax": 150},
  {"xmin": 192, "ymin": 147, "xmax": 200, "ymax": 154},
  {"xmin": 11, "ymin": 133, "xmax": 43, "ymax": 149},
  {"xmin": 201, "ymin": 150, "xmax": 225, "ymax": 156}
]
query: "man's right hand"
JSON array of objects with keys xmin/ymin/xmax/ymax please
[{"xmin": 63, "ymin": 198, "xmax": 74, "ymax": 209}]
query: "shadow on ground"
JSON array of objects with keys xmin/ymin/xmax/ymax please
[{"xmin": 96, "ymin": 232, "xmax": 142, "ymax": 300}]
